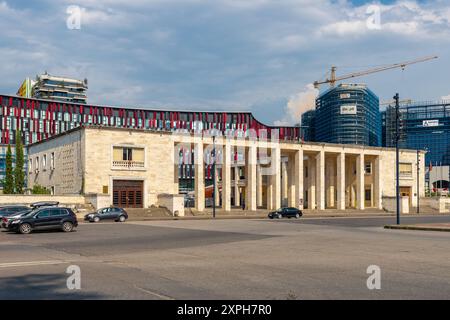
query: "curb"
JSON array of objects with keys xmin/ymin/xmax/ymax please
[{"xmin": 384, "ymin": 225, "xmax": 450, "ymax": 232}]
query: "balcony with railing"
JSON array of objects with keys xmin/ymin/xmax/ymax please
[{"xmin": 112, "ymin": 160, "xmax": 145, "ymax": 170}]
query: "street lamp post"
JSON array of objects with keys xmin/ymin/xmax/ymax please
[
  {"xmin": 417, "ymin": 149, "xmax": 420, "ymax": 214},
  {"xmin": 212, "ymin": 135, "xmax": 216, "ymax": 219},
  {"xmin": 394, "ymin": 93, "xmax": 400, "ymax": 225}
]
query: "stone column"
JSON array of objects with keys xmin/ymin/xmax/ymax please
[
  {"xmin": 326, "ymin": 157, "xmax": 335, "ymax": 208},
  {"xmin": 194, "ymin": 142, "xmax": 205, "ymax": 212},
  {"xmin": 294, "ymin": 149, "xmax": 304, "ymax": 210},
  {"xmin": 214, "ymin": 166, "xmax": 220, "ymax": 207},
  {"xmin": 246, "ymin": 145, "xmax": 257, "ymax": 211},
  {"xmin": 356, "ymin": 153, "xmax": 365, "ymax": 210},
  {"xmin": 271, "ymin": 147, "xmax": 281, "ymax": 210},
  {"xmin": 336, "ymin": 152, "xmax": 346, "ymax": 210},
  {"xmin": 281, "ymin": 159, "xmax": 288, "ymax": 206},
  {"xmin": 222, "ymin": 142, "xmax": 231, "ymax": 211},
  {"xmin": 308, "ymin": 156, "xmax": 316, "ymax": 209},
  {"xmin": 267, "ymin": 181, "xmax": 272, "ymax": 210},
  {"xmin": 287, "ymin": 156, "xmax": 295, "ymax": 207},
  {"xmin": 316, "ymin": 150, "xmax": 325, "ymax": 210},
  {"xmin": 374, "ymin": 155, "xmax": 382, "ymax": 210},
  {"xmin": 256, "ymin": 165, "xmax": 263, "ymax": 208},
  {"xmin": 234, "ymin": 166, "xmax": 240, "ymax": 207}
]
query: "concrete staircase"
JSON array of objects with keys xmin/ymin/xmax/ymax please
[{"xmin": 125, "ymin": 207, "xmax": 173, "ymax": 220}]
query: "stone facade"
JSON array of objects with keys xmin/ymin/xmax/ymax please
[{"xmin": 27, "ymin": 126, "xmax": 426, "ymax": 212}]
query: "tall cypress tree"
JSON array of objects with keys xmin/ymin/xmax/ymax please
[
  {"xmin": 14, "ymin": 130, "xmax": 25, "ymax": 194},
  {"xmin": 4, "ymin": 144, "xmax": 14, "ymax": 194}
]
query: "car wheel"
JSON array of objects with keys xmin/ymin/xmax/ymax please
[
  {"xmin": 19, "ymin": 223, "xmax": 32, "ymax": 234},
  {"xmin": 277, "ymin": 214, "xmax": 282, "ymax": 219},
  {"xmin": 295, "ymin": 213, "xmax": 300, "ymax": 219},
  {"xmin": 119, "ymin": 215, "xmax": 126, "ymax": 222},
  {"xmin": 62, "ymin": 222, "xmax": 74, "ymax": 232},
  {"xmin": 94, "ymin": 216, "xmax": 100, "ymax": 223}
]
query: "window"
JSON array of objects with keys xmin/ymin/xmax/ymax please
[
  {"xmin": 365, "ymin": 189, "xmax": 371, "ymax": 201},
  {"xmin": 50, "ymin": 152, "xmax": 55, "ymax": 169},
  {"xmin": 50, "ymin": 186, "xmax": 55, "ymax": 195},
  {"xmin": 399, "ymin": 163, "xmax": 413, "ymax": 177},
  {"xmin": 37, "ymin": 210, "xmax": 51, "ymax": 218},
  {"xmin": 364, "ymin": 162, "xmax": 372, "ymax": 174},
  {"xmin": 123, "ymin": 148, "xmax": 132, "ymax": 161},
  {"xmin": 42, "ymin": 154, "xmax": 47, "ymax": 169},
  {"xmin": 29, "ymin": 159, "xmax": 32, "ymax": 172},
  {"xmin": 35, "ymin": 157, "xmax": 39, "ymax": 170}
]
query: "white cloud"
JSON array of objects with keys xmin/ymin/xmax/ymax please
[
  {"xmin": 274, "ymin": 84, "xmax": 318, "ymax": 126},
  {"xmin": 318, "ymin": 20, "xmax": 367, "ymax": 37},
  {"xmin": 1, "ymin": 0, "xmax": 450, "ymax": 124},
  {"xmin": 317, "ymin": 1, "xmax": 450, "ymax": 39}
]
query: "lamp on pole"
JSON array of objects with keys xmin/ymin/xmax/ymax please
[
  {"xmin": 212, "ymin": 135, "xmax": 216, "ymax": 219},
  {"xmin": 417, "ymin": 149, "xmax": 420, "ymax": 214},
  {"xmin": 394, "ymin": 93, "xmax": 400, "ymax": 225}
]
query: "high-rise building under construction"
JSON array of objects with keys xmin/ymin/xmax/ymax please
[{"xmin": 309, "ymin": 83, "xmax": 381, "ymax": 147}]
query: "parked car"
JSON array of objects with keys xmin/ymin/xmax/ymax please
[
  {"xmin": 184, "ymin": 196, "xmax": 195, "ymax": 208},
  {"xmin": 4, "ymin": 206, "xmax": 78, "ymax": 234},
  {"xmin": 0, "ymin": 205, "xmax": 31, "ymax": 218},
  {"xmin": 268, "ymin": 207, "xmax": 303, "ymax": 219},
  {"xmin": 84, "ymin": 207, "xmax": 128, "ymax": 223},
  {"xmin": 0, "ymin": 202, "xmax": 60, "ymax": 228},
  {"xmin": 1, "ymin": 210, "xmax": 32, "ymax": 228}
]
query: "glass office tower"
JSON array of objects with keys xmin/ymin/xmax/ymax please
[
  {"xmin": 382, "ymin": 101, "xmax": 450, "ymax": 166},
  {"xmin": 300, "ymin": 109, "xmax": 316, "ymax": 142},
  {"xmin": 315, "ymin": 84, "xmax": 381, "ymax": 146}
]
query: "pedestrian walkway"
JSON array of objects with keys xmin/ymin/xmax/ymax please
[{"xmin": 385, "ymin": 223, "xmax": 450, "ymax": 232}]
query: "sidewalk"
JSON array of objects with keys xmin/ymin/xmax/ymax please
[
  {"xmin": 118, "ymin": 209, "xmax": 447, "ymax": 222},
  {"xmin": 385, "ymin": 223, "xmax": 450, "ymax": 232},
  {"xmin": 76, "ymin": 208, "xmax": 449, "ymax": 223}
]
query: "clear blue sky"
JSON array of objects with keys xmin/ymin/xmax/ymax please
[{"xmin": 0, "ymin": 0, "xmax": 449, "ymax": 125}]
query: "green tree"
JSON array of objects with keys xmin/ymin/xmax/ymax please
[
  {"xmin": 14, "ymin": 130, "xmax": 25, "ymax": 194},
  {"xmin": 31, "ymin": 184, "xmax": 51, "ymax": 195},
  {"xmin": 3, "ymin": 144, "xmax": 14, "ymax": 194}
]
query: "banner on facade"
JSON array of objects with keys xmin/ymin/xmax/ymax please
[{"xmin": 340, "ymin": 105, "xmax": 357, "ymax": 115}]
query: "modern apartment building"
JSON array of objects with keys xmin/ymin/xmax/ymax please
[
  {"xmin": 31, "ymin": 73, "xmax": 88, "ymax": 104},
  {"xmin": 0, "ymin": 93, "xmax": 300, "ymax": 192}
]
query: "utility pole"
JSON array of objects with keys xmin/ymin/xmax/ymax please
[
  {"xmin": 212, "ymin": 135, "xmax": 216, "ymax": 219},
  {"xmin": 417, "ymin": 149, "xmax": 420, "ymax": 214},
  {"xmin": 394, "ymin": 93, "xmax": 400, "ymax": 225}
]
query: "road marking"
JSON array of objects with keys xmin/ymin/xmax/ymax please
[
  {"xmin": 0, "ymin": 260, "xmax": 69, "ymax": 269},
  {"xmin": 133, "ymin": 285, "xmax": 174, "ymax": 300}
]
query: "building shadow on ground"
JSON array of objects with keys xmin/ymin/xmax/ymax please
[{"xmin": 0, "ymin": 273, "xmax": 104, "ymax": 300}]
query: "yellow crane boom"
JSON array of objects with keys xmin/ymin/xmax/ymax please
[{"xmin": 313, "ymin": 55, "xmax": 438, "ymax": 89}]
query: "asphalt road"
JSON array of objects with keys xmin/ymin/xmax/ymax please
[
  {"xmin": 277, "ymin": 214, "xmax": 450, "ymax": 227},
  {"xmin": 1, "ymin": 215, "xmax": 450, "ymax": 299}
]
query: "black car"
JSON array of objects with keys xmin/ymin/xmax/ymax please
[
  {"xmin": 0, "ymin": 205, "xmax": 30, "ymax": 219},
  {"xmin": 268, "ymin": 207, "xmax": 303, "ymax": 219},
  {"xmin": 1, "ymin": 210, "xmax": 33, "ymax": 229},
  {"xmin": 0, "ymin": 202, "xmax": 60, "ymax": 228},
  {"xmin": 84, "ymin": 207, "xmax": 128, "ymax": 223},
  {"xmin": 4, "ymin": 207, "xmax": 78, "ymax": 234}
]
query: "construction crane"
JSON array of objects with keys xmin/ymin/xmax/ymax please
[{"xmin": 313, "ymin": 55, "xmax": 438, "ymax": 89}]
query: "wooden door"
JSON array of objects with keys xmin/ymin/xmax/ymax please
[{"xmin": 113, "ymin": 180, "xmax": 143, "ymax": 208}]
